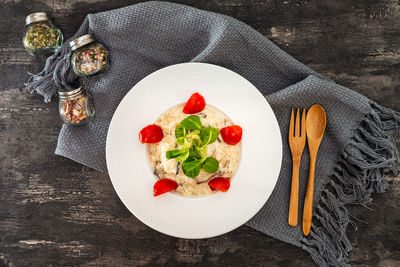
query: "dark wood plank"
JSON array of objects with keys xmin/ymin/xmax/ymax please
[{"xmin": 0, "ymin": 0, "xmax": 399, "ymax": 266}]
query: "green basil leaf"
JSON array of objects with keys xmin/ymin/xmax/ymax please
[
  {"xmin": 176, "ymin": 137, "xmax": 185, "ymax": 146},
  {"xmin": 166, "ymin": 149, "xmax": 183, "ymax": 159},
  {"xmin": 189, "ymin": 146, "xmax": 202, "ymax": 159},
  {"xmin": 185, "ymin": 156, "xmax": 198, "ymax": 162},
  {"xmin": 192, "ymin": 138, "xmax": 200, "ymax": 147},
  {"xmin": 200, "ymin": 127, "xmax": 220, "ymax": 146},
  {"xmin": 175, "ymin": 125, "xmax": 186, "ymax": 138},
  {"xmin": 202, "ymin": 157, "xmax": 219, "ymax": 173},
  {"xmin": 180, "ymin": 115, "xmax": 202, "ymax": 130},
  {"xmin": 175, "ymin": 148, "xmax": 189, "ymax": 162},
  {"xmin": 182, "ymin": 160, "xmax": 202, "ymax": 178}
]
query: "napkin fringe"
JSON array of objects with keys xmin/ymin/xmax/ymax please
[
  {"xmin": 24, "ymin": 45, "xmax": 78, "ymax": 103},
  {"xmin": 301, "ymin": 102, "xmax": 399, "ymax": 267}
]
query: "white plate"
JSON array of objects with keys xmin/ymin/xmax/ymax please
[{"xmin": 106, "ymin": 63, "xmax": 282, "ymax": 239}]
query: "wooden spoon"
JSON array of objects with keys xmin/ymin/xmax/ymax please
[{"xmin": 303, "ymin": 104, "xmax": 326, "ymax": 236}]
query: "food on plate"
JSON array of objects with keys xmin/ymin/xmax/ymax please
[
  {"xmin": 208, "ymin": 177, "xmax": 231, "ymax": 192},
  {"xmin": 221, "ymin": 125, "xmax": 243, "ymax": 145},
  {"xmin": 182, "ymin": 92, "xmax": 206, "ymax": 114},
  {"xmin": 139, "ymin": 124, "xmax": 164, "ymax": 144},
  {"xmin": 165, "ymin": 115, "xmax": 220, "ymax": 178},
  {"xmin": 140, "ymin": 93, "xmax": 242, "ymax": 196},
  {"xmin": 153, "ymin": 179, "xmax": 178, "ymax": 196}
]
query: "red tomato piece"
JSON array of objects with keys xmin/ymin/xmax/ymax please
[
  {"xmin": 154, "ymin": 179, "xmax": 179, "ymax": 196},
  {"xmin": 220, "ymin": 125, "xmax": 242, "ymax": 145},
  {"xmin": 183, "ymin": 92, "xmax": 206, "ymax": 114},
  {"xmin": 139, "ymin": 124, "xmax": 164, "ymax": 144},
  {"xmin": 208, "ymin": 177, "xmax": 231, "ymax": 192}
]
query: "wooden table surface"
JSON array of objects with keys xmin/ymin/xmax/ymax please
[{"xmin": 1, "ymin": 0, "xmax": 399, "ymax": 266}]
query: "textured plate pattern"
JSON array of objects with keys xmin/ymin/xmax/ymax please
[{"xmin": 106, "ymin": 63, "xmax": 282, "ymax": 239}]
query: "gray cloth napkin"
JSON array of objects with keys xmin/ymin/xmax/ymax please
[{"xmin": 27, "ymin": 2, "xmax": 400, "ymax": 266}]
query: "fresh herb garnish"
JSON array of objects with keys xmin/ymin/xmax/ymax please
[
  {"xmin": 175, "ymin": 125, "xmax": 186, "ymax": 138},
  {"xmin": 180, "ymin": 115, "xmax": 203, "ymax": 130},
  {"xmin": 182, "ymin": 159, "xmax": 202, "ymax": 178},
  {"xmin": 166, "ymin": 115, "xmax": 220, "ymax": 178},
  {"xmin": 202, "ymin": 157, "xmax": 219, "ymax": 173},
  {"xmin": 189, "ymin": 146, "xmax": 202, "ymax": 159},
  {"xmin": 166, "ymin": 149, "xmax": 183, "ymax": 159},
  {"xmin": 200, "ymin": 127, "xmax": 220, "ymax": 146},
  {"xmin": 176, "ymin": 137, "xmax": 185, "ymax": 145},
  {"xmin": 175, "ymin": 148, "xmax": 190, "ymax": 162}
]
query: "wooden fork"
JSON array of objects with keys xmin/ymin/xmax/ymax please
[{"xmin": 288, "ymin": 108, "xmax": 306, "ymax": 226}]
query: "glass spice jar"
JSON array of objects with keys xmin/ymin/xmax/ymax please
[
  {"xmin": 58, "ymin": 85, "xmax": 95, "ymax": 126},
  {"xmin": 70, "ymin": 34, "xmax": 110, "ymax": 77},
  {"xmin": 23, "ymin": 12, "xmax": 63, "ymax": 56}
]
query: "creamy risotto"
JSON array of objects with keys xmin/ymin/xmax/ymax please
[{"xmin": 147, "ymin": 104, "xmax": 241, "ymax": 196}]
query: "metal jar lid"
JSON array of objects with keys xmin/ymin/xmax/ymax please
[
  {"xmin": 26, "ymin": 12, "xmax": 49, "ymax": 25},
  {"xmin": 69, "ymin": 34, "xmax": 95, "ymax": 51},
  {"xmin": 58, "ymin": 85, "xmax": 83, "ymax": 101}
]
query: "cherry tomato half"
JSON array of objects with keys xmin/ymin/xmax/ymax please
[
  {"xmin": 183, "ymin": 92, "xmax": 206, "ymax": 114},
  {"xmin": 208, "ymin": 177, "xmax": 231, "ymax": 192},
  {"xmin": 139, "ymin": 124, "xmax": 164, "ymax": 144},
  {"xmin": 220, "ymin": 125, "xmax": 242, "ymax": 145},
  {"xmin": 154, "ymin": 179, "xmax": 179, "ymax": 196}
]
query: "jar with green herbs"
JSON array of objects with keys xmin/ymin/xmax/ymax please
[
  {"xmin": 23, "ymin": 12, "xmax": 63, "ymax": 56},
  {"xmin": 70, "ymin": 34, "xmax": 109, "ymax": 77},
  {"xmin": 58, "ymin": 85, "xmax": 95, "ymax": 126}
]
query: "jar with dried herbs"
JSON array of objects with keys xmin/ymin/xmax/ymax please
[
  {"xmin": 58, "ymin": 85, "xmax": 95, "ymax": 126},
  {"xmin": 70, "ymin": 34, "xmax": 109, "ymax": 77},
  {"xmin": 23, "ymin": 12, "xmax": 63, "ymax": 56}
]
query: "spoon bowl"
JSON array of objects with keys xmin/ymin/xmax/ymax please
[
  {"xmin": 302, "ymin": 104, "xmax": 327, "ymax": 236},
  {"xmin": 306, "ymin": 105, "xmax": 326, "ymax": 140}
]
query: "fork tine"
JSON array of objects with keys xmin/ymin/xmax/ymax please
[
  {"xmin": 301, "ymin": 108, "xmax": 306, "ymax": 138},
  {"xmin": 295, "ymin": 108, "xmax": 300, "ymax": 137},
  {"xmin": 289, "ymin": 108, "xmax": 294, "ymax": 137}
]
